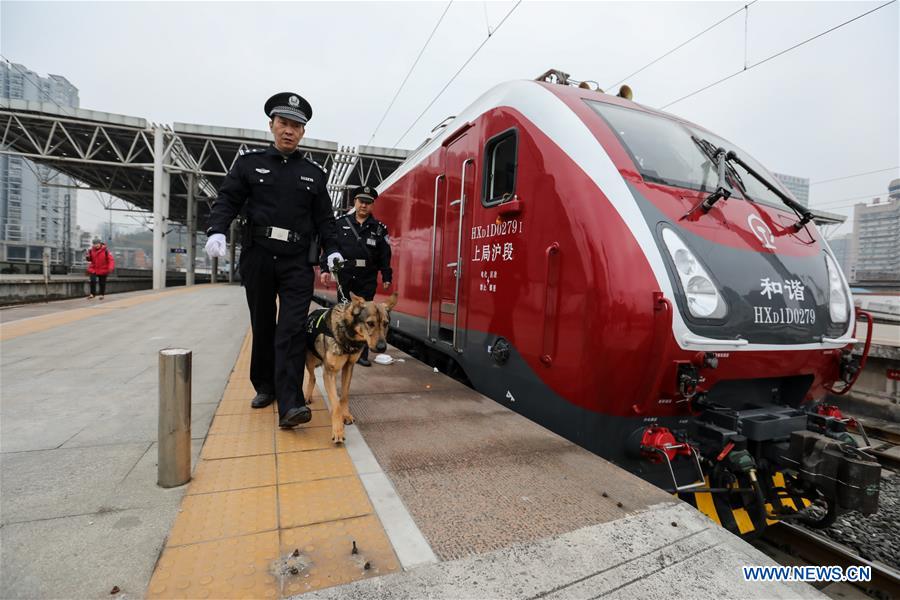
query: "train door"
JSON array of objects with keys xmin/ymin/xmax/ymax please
[{"xmin": 436, "ymin": 134, "xmax": 475, "ymax": 351}]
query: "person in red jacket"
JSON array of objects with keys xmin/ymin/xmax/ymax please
[{"xmin": 85, "ymin": 238, "xmax": 115, "ymax": 300}]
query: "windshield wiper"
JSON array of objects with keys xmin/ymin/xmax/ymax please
[
  {"xmin": 688, "ymin": 136, "xmax": 732, "ymax": 215},
  {"xmin": 723, "ymin": 150, "xmax": 814, "ymax": 230}
]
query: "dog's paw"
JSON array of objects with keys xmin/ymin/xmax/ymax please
[
  {"xmin": 331, "ymin": 418, "xmax": 346, "ymax": 444},
  {"xmin": 342, "ymin": 412, "xmax": 355, "ymax": 425}
]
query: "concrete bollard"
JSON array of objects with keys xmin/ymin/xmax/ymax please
[{"xmin": 158, "ymin": 348, "xmax": 192, "ymax": 487}]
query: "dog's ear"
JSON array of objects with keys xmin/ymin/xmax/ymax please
[
  {"xmin": 346, "ymin": 303, "xmax": 361, "ymax": 319},
  {"xmin": 382, "ymin": 292, "xmax": 398, "ymax": 312},
  {"xmin": 349, "ymin": 292, "xmax": 365, "ymax": 305}
]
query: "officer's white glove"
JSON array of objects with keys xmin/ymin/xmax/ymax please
[
  {"xmin": 327, "ymin": 252, "xmax": 344, "ymax": 270},
  {"xmin": 205, "ymin": 233, "xmax": 227, "ymax": 258}
]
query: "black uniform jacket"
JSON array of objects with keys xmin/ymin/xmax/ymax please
[
  {"xmin": 207, "ymin": 146, "xmax": 338, "ymax": 257},
  {"xmin": 322, "ymin": 213, "xmax": 392, "ymax": 283}
]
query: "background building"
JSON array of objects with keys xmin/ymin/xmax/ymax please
[
  {"xmin": 773, "ymin": 172, "xmax": 810, "ymax": 207},
  {"xmin": 827, "ymin": 233, "xmax": 854, "ymax": 280},
  {"xmin": 0, "ymin": 62, "xmax": 80, "ymax": 266},
  {"xmin": 850, "ymin": 179, "xmax": 900, "ymax": 286}
]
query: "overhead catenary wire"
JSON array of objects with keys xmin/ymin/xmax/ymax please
[
  {"xmin": 811, "ymin": 166, "xmax": 900, "ymax": 186},
  {"xmin": 367, "ymin": 1, "xmax": 453, "ymax": 146},
  {"xmin": 660, "ymin": 0, "xmax": 897, "ymax": 110},
  {"xmin": 606, "ymin": 1, "xmax": 759, "ymax": 91},
  {"xmin": 808, "ymin": 191, "xmax": 894, "ymax": 211},
  {"xmin": 393, "ymin": 0, "xmax": 522, "ymax": 148}
]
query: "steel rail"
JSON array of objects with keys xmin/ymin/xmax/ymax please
[{"xmin": 762, "ymin": 522, "xmax": 900, "ymax": 598}]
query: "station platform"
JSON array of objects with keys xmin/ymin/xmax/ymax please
[{"xmin": 0, "ymin": 285, "xmax": 821, "ymax": 599}]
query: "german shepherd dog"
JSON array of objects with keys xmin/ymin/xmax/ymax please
[{"xmin": 303, "ymin": 292, "xmax": 398, "ymax": 443}]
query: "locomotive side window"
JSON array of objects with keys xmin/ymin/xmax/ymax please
[{"xmin": 483, "ymin": 129, "xmax": 518, "ymax": 205}]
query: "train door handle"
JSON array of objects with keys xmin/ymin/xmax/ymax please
[{"xmin": 541, "ymin": 242, "xmax": 561, "ymax": 366}]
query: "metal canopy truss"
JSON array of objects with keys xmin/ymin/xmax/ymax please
[
  {"xmin": 326, "ymin": 143, "xmax": 411, "ymax": 210},
  {"xmin": 1, "ymin": 100, "xmax": 410, "ymax": 227}
]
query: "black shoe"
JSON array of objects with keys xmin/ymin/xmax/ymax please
[
  {"xmin": 356, "ymin": 357, "xmax": 372, "ymax": 367},
  {"xmin": 250, "ymin": 393, "xmax": 275, "ymax": 409},
  {"xmin": 279, "ymin": 406, "xmax": 312, "ymax": 428}
]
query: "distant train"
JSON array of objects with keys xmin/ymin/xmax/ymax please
[{"xmin": 316, "ymin": 69, "xmax": 880, "ymax": 535}]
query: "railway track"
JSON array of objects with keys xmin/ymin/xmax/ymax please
[
  {"xmin": 857, "ymin": 418, "xmax": 900, "ymax": 472},
  {"xmin": 761, "ymin": 522, "xmax": 900, "ymax": 599},
  {"xmin": 870, "ymin": 447, "xmax": 900, "ymax": 472},
  {"xmin": 859, "ymin": 420, "xmax": 900, "ymax": 447}
]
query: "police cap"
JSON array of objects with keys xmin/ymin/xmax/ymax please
[
  {"xmin": 264, "ymin": 92, "xmax": 312, "ymax": 125},
  {"xmin": 350, "ymin": 186, "xmax": 378, "ymax": 204}
]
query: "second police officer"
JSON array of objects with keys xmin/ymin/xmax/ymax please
[
  {"xmin": 206, "ymin": 92, "xmax": 342, "ymax": 428},
  {"xmin": 320, "ymin": 186, "xmax": 392, "ymax": 366}
]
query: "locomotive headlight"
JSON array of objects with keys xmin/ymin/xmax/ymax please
[
  {"xmin": 686, "ymin": 276, "xmax": 719, "ymax": 316},
  {"xmin": 824, "ymin": 253, "xmax": 849, "ymax": 323},
  {"xmin": 662, "ymin": 228, "xmax": 727, "ymax": 319},
  {"xmin": 673, "ymin": 249, "xmax": 696, "ymax": 275}
]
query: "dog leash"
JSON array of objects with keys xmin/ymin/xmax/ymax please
[{"xmin": 331, "ymin": 259, "xmax": 349, "ymax": 305}]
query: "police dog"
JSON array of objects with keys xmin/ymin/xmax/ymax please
[{"xmin": 303, "ymin": 292, "xmax": 398, "ymax": 444}]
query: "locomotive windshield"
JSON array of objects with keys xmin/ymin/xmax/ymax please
[{"xmin": 586, "ymin": 101, "xmax": 793, "ymax": 209}]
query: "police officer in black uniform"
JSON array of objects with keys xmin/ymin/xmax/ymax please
[
  {"xmin": 205, "ymin": 92, "xmax": 343, "ymax": 428},
  {"xmin": 319, "ymin": 186, "xmax": 392, "ymax": 366}
]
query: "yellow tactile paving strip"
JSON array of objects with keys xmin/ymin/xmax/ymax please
[
  {"xmin": 0, "ymin": 285, "xmax": 217, "ymax": 341},
  {"xmin": 147, "ymin": 330, "xmax": 401, "ymax": 598}
]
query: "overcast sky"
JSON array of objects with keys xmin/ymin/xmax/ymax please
[{"xmin": 3, "ymin": 0, "xmax": 898, "ymax": 235}]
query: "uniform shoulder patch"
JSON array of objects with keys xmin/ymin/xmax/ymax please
[{"xmin": 305, "ymin": 157, "xmax": 328, "ymax": 174}]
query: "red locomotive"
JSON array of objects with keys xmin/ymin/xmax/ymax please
[{"xmin": 317, "ymin": 70, "xmax": 880, "ymax": 535}]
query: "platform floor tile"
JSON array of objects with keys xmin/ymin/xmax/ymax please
[
  {"xmin": 221, "ymin": 388, "xmax": 263, "ymax": 402},
  {"xmin": 278, "ymin": 476, "xmax": 373, "ymax": 529},
  {"xmin": 276, "ymin": 448, "xmax": 357, "ymax": 485},
  {"xmin": 188, "ymin": 454, "xmax": 277, "ymax": 495},
  {"xmin": 209, "ymin": 411, "xmax": 277, "ymax": 435},
  {"xmin": 215, "ymin": 398, "xmax": 268, "ymax": 415},
  {"xmin": 223, "ymin": 383, "xmax": 257, "ymax": 397},
  {"xmin": 310, "ymin": 407, "xmax": 333, "ymax": 427},
  {"xmin": 201, "ymin": 429, "xmax": 275, "ymax": 459},
  {"xmin": 168, "ymin": 485, "xmax": 278, "ymax": 546},
  {"xmin": 147, "ymin": 530, "xmax": 280, "ymax": 599},
  {"xmin": 275, "ymin": 425, "xmax": 335, "ymax": 453},
  {"xmin": 279, "ymin": 515, "xmax": 401, "ymax": 596}
]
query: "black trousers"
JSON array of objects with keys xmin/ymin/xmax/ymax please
[
  {"xmin": 336, "ymin": 269, "xmax": 377, "ymax": 301},
  {"xmin": 337, "ymin": 269, "xmax": 378, "ymax": 359},
  {"xmin": 89, "ymin": 274, "xmax": 108, "ymax": 296},
  {"xmin": 240, "ymin": 245, "xmax": 314, "ymax": 418}
]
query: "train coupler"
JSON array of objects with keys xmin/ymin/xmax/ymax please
[
  {"xmin": 627, "ymin": 426, "xmax": 706, "ymax": 492},
  {"xmin": 781, "ymin": 430, "xmax": 880, "ymax": 515},
  {"xmin": 807, "ymin": 403, "xmax": 874, "ymax": 450}
]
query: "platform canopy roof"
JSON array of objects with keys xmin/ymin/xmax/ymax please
[{"xmin": 0, "ymin": 99, "xmax": 409, "ymax": 228}]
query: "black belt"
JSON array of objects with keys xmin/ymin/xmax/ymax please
[
  {"xmin": 252, "ymin": 226, "xmax": 303, "ymax": 243},
  {"xmin": 341, "ymin": 259, "xmax": 368, "ymax": 268}
]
